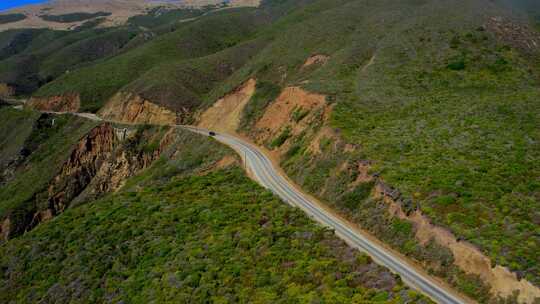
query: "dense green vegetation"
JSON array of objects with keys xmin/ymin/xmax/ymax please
[
  {"xmin": 330, "ymin": 20, "xmax": 540, "ymax": 283},
  {"xmin": 0, "ymin": 0, "xmax": 538, "ymax": 299},
  {"xmin": 0, "ymin": 13, "xmax": 26, "ymax": 25},
  {"xmin": 0, "ymin": 166, "xmax": 429, "ymax": 303},
  {"xmin": 40, "ymin": 12, "xmax": 112, "ymax": 23},
  {"xmin": 212, "ymin": 0, "xmax": 540, "ymax": 287}
]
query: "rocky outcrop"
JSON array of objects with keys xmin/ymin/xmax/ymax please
[
  {"xmin": 0, "ymin": 122, "xmax": 174, "ymax": 242},
  {"xmin": 45, "ymin": 123, "xmax": 173, "ymax": 212},
  {"xmin": 99, "ymin": 92, "xmax": 180, "ymax": 125},
  {"xmin": 74, "ymin": 128, "xmax": 174, "ymax": 202},
  {"xmin": 26, "ymin": 93, "xmax": 81, "ymax": 112},
  {"xmin": 46, "ymin": 124, "xmax": 115, "ymax": 214}
]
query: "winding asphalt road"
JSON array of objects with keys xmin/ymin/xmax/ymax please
[
  {"xmin": 183, "ymin": 126, "xmax": 469, "ymax": 304},
  {"xmin": 27, "ymin": 109, "xmax": 469, "ymax": 304}
]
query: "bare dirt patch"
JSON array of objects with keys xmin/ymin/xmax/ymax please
[
  {"xmin": 254, "ymin": 86, "xmax": 326, "ymax": 142},
  {"xmin": 307, "ymin": 126, "xmax": 337, "ymax": 155},
  {"xmin": 198, "ymin": 78, "xmax": 256, "ymax": 133}
]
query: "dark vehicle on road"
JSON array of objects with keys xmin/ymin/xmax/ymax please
[{"xmin": 209, "ymin": 131, "xmax": 216, "ymax": 136}]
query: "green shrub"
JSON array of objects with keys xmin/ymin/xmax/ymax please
[
  {"xmin": 341, "ymin": 181, "xmax": 375, "ymax": 211},
  {"xmin": 270, "ymin": 127, "xmax": 291, "ymax": 148},
  {"xmin": 447, "ymin": 59, "xmax": 466, "ymax": 70}
]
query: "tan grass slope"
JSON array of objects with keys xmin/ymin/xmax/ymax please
[
  {"xmin": 198, "ymin": 78, "xmax": 256, "ymax": 134},
  {"xmin": 0, "ymin": 0, "xmax": 260, "ymax": 31}
]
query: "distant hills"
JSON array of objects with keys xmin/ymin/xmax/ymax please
[{"xmin": 0, "ymin": 0, "xmax": 260, "ymax": 31}]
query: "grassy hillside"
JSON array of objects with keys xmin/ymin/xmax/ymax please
[
  {"xmin": 0, "ymin": 6, "xmax": 231, "ymax": 97},
  {"xmin": 14, "ymin": 0, "xmax": 310, "ymax": 113},
  {"xmin": 0, "ymin": 165, "xmax": 429, "ymax": 303},
  {"xmin": 0, "ymin": 26, "xmax": 141, "ymax": 94},
  {"xmin": 34, "ymin": 8, "xmax": 264, "ymax": 112},
  {"xmin": 216, "ymin": 0, "xmax": 540, "ymax": 290}
]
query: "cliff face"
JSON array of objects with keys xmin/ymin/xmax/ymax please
[
  {"xmin": 0, "ymin": 121, "xmax": 172, "ymax": 242},
  {"xmin": 26, "ymin": 94, "xmax": 81, "ymax": 112},
  {"xmin": 46, "ymin": 124, "xmax": 115, "ymax": 215},
  {"xmin": 99, "ymin": 92, "xmax": 180, "ymax": 125}
]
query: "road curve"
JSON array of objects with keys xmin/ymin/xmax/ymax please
[
  {"xmin": 32, "ymin": 110, "xmax": 468, "ymax": 304},
  {"xmin": 182, "ymin": 126, "xmax": 469, "ymax": 304}
]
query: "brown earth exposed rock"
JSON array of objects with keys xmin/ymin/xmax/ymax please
[
  {"xmin": 77, "ymin": 128, "xmax": 174, "ymax": 200},
  {"xmin": 26, "ymin": 93, "xmax": 81, "ymax": 112},
  {"xmin": 0, "ymin": 122, "xmax": 174, "ymax": 241},
  {"xmin": 254, "ymin": 86, "xmax": 327, "ymax": 145},
  {"xmin": 307, "ymin": 126, "xmax": 338, "ymax": 155},
  {"xmin": 373, "ymin": 182, "xmax": 540, "ymax": 303},
  {"xmin": 29, "ymin": 209, "xmax": 54, "ymax": 229},
  {"xmin": 46, "ymin": 123, "xmax": 115, "ymax": 214},
  {"xmin": 214, "ymin": 155, "xmax": 237, "ymax": 169},
  {"xmin": 198, "ymin": 79, "xmax": 256, "ymax": 133},
  {"xmin": 99, "ymin": 92, "xmax": 179, "ymax": 125}
]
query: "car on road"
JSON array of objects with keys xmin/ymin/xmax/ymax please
[{"xmin": 209, "ymin": 131, "xmax": 216, "ymax": 136}]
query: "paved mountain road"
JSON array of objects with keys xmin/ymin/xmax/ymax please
[
  {"xmin": 30, "ymin": 110, "xmax": 470, "ymax": 304},
  {"xmin": 182, "ymin": 126, "xmax": 469, "ymax": 304}
]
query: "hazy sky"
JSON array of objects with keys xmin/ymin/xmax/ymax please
[{"xmin": 0, "ymin": 0, "xmax": 48, "ymax": 11}]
